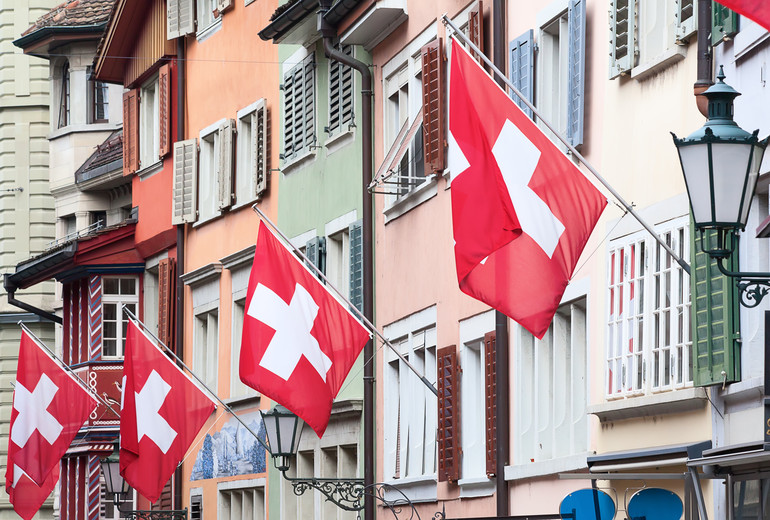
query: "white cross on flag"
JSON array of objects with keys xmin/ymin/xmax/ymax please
[
  {"xmin": 120, "ymin": 320, "xmax": 216, "ymax": 503},
  {"xmin": 5, "ymin": 330, "xmax": 97, "ymax": 520},
  {"xmin": 448, "ymin": 38, "xmax": 606, "ymax": 338},
  {"xmin": 240, "ymin": 223, "xmax": 370, "ymax": 437}
]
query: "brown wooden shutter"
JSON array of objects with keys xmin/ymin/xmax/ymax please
[
  {"xmin": 421, "ymin": 38, "xmax": 445, "ymax": 175},
  {"xmin": 468, "ymin": 1, "xmax": 485, "ymax": 62},
  {"xmin": 484, "ymin": 331, "xmax": 497, "ymax": 477},
  {"xmin": 159, "ymin": 63, "xmax": 171, "ymax": 158},
  {"xmin": 437, "ymin": 345, "xmax": 460, "ymax": 482},
  {"xmin": 122, "ymin": 89, "xmax": 139, "ymax": 176},
  {"xmin": 157, "ymin": 258, "xmax": 176, "ymax": 348}
]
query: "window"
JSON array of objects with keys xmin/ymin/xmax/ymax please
[
  {"xmin": 606, "ymin": 217, "xmax": 692, "ymax": 397},
  {"xmin": 124, "ymin": 65, "xmax": 170, "ymax": 176},
  {"xmin": 90, "ymin": 78, "xmax": 109, "ymax": 123},
  {"xmin": 197, "ymin": 0, "xmax": 220, "ymax": 34},
  {"xmin": 199, "ymin": 126, "xmax": 219, "ymax": 221},
  {"xmin": 328, "ymin": 45, "xmax": 354, "ymax": 135},
  {"xmin": 712, "ymin": 0, "xmax": 738, "ymax": 45},
  {"xmin": 227, "ymin": 251, "xmax": 257, "ymax": 400},
  {"xmin": 102, "ymin": 277, "xmax": 139, "ymax": 359},
  {"xmin": 326, "ymin": 229, "xmax": 350, "ymax": 298},
  {"xmin": 283, "ymin": 53, "xmax": 316, "ymax": 160},
  {"xmin": 190, "ymin": 494, "xmax": 203, "ymax": 520},
  {"xmin": 58, "ymin": 61, "xmax": 70, "ymax": 128},
  {"xmin": 235, "ymin": 99, "xmax": 268, "ymax": 205},
  {"xmin": 219, "ymin": 483, "xmax": 265, "ymax": 520},
  {"xmin": 515, "ymin": 298, "xmax": 587, "ymax": 466},
  {"xmin": 140, "ymin": 76, "xmax": 160, "ymax": 169},
  {"xmin": 384, "ymin": 308, "xmax": 437, "ymax": 482},
  {"xmin": 194, "ymin": 309, "xmax": 219, "ymax": 390}
]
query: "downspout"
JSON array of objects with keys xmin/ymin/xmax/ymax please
[
  {"xmin": 317, "ymin": 4, "xmax": 374, "ymax": 519},
  {"xmin": 694, "ymin": 0, "xmax": 713, "ymax": 116},
  {"xmin": 3, "ymin": 275, "xmax": 62, "ymax": 324},
  {"xmin": 492, "ymin": 1, "xmax": 510, "ymax": 516},
  {"xmin": 173, "ymin": 38, "xmax": 186, "ymax": 513}
]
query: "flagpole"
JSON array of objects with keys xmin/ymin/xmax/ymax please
[
  {"xmin": 441, "ymin": 15, "xmax": 691, "ymax": 276},
  {"xmin": 121, "ymin": 307, "xmax": 272, "ymax": 452},
  {"xmin": 17, "ymin": 322, "xmax": 120, "ymax": 417},
  {"xmin": 251, "ymin": 204, "xmax": 439, "ymax": 397}
]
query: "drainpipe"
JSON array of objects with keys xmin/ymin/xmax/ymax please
[
  {"xmin": 317, "ymin": 3, "xmax": 374, "ymax": 519},
  {"xmin": 492, "ymin": 1, "xmax": 510, "ymax": 516},
  {"xmin": 694, "ymin": 0, "xmax": 713, "ymax": 116},
  {"xmin": 3, "ymin": 275, "xmax": 62, "ymax": 324}
]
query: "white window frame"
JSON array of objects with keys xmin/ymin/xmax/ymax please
[
  {"xmin": 223, "ymin": 245, "xmax": 258, "ymax": 401},
  {"xmin": 218, "ymin": 479, "xmax": 265, "ymax": 520},
  {"xmin": 101, "ymin": 276, "xmax": 139, "ymax": 359},
  {"xmin": 183, "ymin": 264, "xmax": 222, "ymax": 393},
  {"xmin": 324, "ymin": 210, "xmax": 358, "ymax": 305},
  {"xmin": 537, "ymin": 0, "xmax": 570, "ymax": 140},
  {"xmin": 196, "ymin": 0, "xmax": 222, "ymax": 40},
  {"xmin": 198, "ymin": 120, "xmax": 223, "ymax": 223},
  {"xmin": 235, "ymin": 99, "xmax": 266, "ymax": 208},
  {"xmin": 631, "ymin": 0, "xmax": 690, "ymax": 79},
  {"xmin": 139, "ymin": 75, "xmax": 160, "ymax": 170}
]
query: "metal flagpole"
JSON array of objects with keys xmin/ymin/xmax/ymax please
[
  {"xmin": 251, "ymin": 204, "xmax": 439, "ymax": 397},
  {"xmin": 18, "ymin": 321, "xmax": 120, "ymax": 417},
  {"xmin": 121, "ymin": 307, "xmax": 271, "ymax": 452},
  {"xmin": 441, "ymin": 14, "xmax": 691, "ymax": 276}
]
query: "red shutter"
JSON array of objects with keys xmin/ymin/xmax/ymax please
[
  {"xmin": 123, "ymin": 89, "xmax": 140, "ymax": 175},
  {"xmin": 484, "ymin": 331, "xmax": 497, "ymax": 477},
  {"xmin": 437, "ymin": 345, "xmax": 460, "ymax": 482},
  {"xmin": 159, "ymin": 63, "xmax": 171, "ymax": 158},
  {"xmin": 421, "ymin": 38, "xmax": 446, "ymax": 175},
  {"xmin": 62, "ymin": 284, "xmax": 71, "ymax": 365},
  {"xmin": 468, "ymin": 1, "xmax": 485, "ymax": 62},
  {"xmin": 157, "ymin": 258, "xmax": 176, "ymax": 349}
]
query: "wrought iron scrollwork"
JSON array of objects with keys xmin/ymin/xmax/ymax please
[
  {"xmin": 119, "ymin": 510, "xmax": 188, "ymax": 520},
  {"xmin": 736, "ymin": 280, "xmax": 770, "ymax": 308}
]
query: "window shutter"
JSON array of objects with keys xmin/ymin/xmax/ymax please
[
  {"xmin": 567, "ymin": 0, "xmax": 586, "ymax": 148},
  {"xmin": 675, "ymin": 0, "xmax": 696, "ymax": 42},
  {"xmin": 484, "ymin": 331, "xmax": 497, "ymax": 477},
  {"xmin": 158, "ymin": 258, "xmax": 176, "ymax": 348},
  {"xmin": 283, "ymin": 55, "xmax": 314, "ymax": 159},
  {"xmin": 167, "ymin": 0, "xmax": 195, "ymax": 40},
  {"xmin": 421, "ymin": 38, "xmax": 446, "ymax": 175},
  {"xmin": 172, "ymin": 139, "xmax": 198, "ymax": 224},
  {"xmin": 468, "ymin": 1, "xmax": 484, "ymax": 62},
  {"xmin": 253, "ymin": 100, "xmax": 269, "ymax": 197},
  {"xmin": 190, "ymin": 495, "xmax": 202, "ymax": 520},
  {"xmin": 217, "ymin": 0, "xmax": 233, "ymax": 14},
  {"xmin": 123, "ymin": 89, "xmax": 140, "ymax": 176},
  {"xmin": 609, "ymin": 0, "xmax": 636, "ymax": 79},
  {"xmin": 690, "ymin": 227, "xmax": 741, "ymax": 387},
  {"xmin": 302, "ymin": 53, "xmax": 316, "ymax": 153},
  {"xmin": 217, "ymin": 119, "xmax": 235, "ymax": 211},
  {"xmin": 349, "ymin": 219, "xmax": 363, "ymax": 313},
  {"xmin": 712, "ymin": 1, "xmax": 738, "ymax": 46},
  {"xmin": 159, "ymin": 63, "xmax": 171, "ymax": 158},
  {"xmin": 283, "ymin": 67, "xmax": 297, "ymax": 158},
  {"xmin": 509, "ymin": 30, "xmax": 534, "ymax": 118},
  {"xmin": 329, "ymin": 45, "xmax": 354, "ymax": 134},
  {"xmin": 305, "ymin": 236, "xmax": 326, "ymax": 276},
  {"xmin": 437, "ymin": 345, "xmax": 460, "ymax": 482}
]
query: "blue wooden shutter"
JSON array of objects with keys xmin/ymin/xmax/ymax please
[
  {"xmin": 349, "ymin": 220, "xmax": 363, "ymax": 313},
  {"xmin": 712, "ymin": 1, "xmax": 738, "ymax": 46},
  {"xmin": 609, "ymin": 0, "xmax": 636, "ymax": 79},
  {"xmin": 690, "ymin": 226, "xmax": 741, "ymax": 386},
  {"xmin": 509, "ymin": 30, "xmax": 534, "ymax": 118},
  {"xmin": 567, "ymin": 0, "xmax": 586, "ymax": 147}
]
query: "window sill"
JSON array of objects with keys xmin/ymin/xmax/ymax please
[
  {"xmin": 458, "ymin": 476, "xmax": 495, "ymax": 498},
  {"xmin": 381, "ymin": 475, "xmax": 437, "ymax": 503},
  {"xmin": 504, "ymin": 453, "xmax": 588, "ymax": 480},
  {"xmin": 383, "ymin": 175, "xmax": 439, "ymax": 224},
  {"xmin": 47, "ymin": 122, "xmax": 121, "ymax": 140},
  {"xmin": 224, "ymin": 393, "xmax": 260, "ymax": 410},
  {"xmin": 631, "ymin": 46, "xmax": 687, "ymax": 81},
  {"xmin": 196, "ymin": 17, "xmax": 222, "ymax": 43},
  {"xmin": 192, "ymin": 210, "xmax": 225, "ymax": 229},
  {"xmin": 589, "ymin": 386, "xmax": 707, "ymax": 422},
  {"xmin": 137, "ymin": 160, "xmax": 163, "ymax": 180},
  {"xmin": 325, "ymin": 127, "xmax": 355, "ymax": 155},
  {"xmin": 281, "ymin": 149, "xmax": 317, "ymax": 174}
]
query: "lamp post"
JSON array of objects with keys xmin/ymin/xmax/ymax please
[{"xmin": 672, "ymin": 66, "xmax": 770, "ymax": 307}]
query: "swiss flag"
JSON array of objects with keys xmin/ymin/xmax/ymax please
[
  {"xmin": 120, "ymin": 321, "xmax": 216, "ymax": 503},
  {"xmin": 5, "ymin": 330, "xmax": 97, "ymax": 491},
  {"xmin": 448, "ymin": 38, "xmax": 606, "ymax": 339},
  {"xmin": 715, "ymin": 0, "xmax": 770, "ymax": 32},
  {"xmin": 6, "ymin": 462, "xmax": 59, "ymax": 520},
  {"xmin": 240, "ymin": 223, "xmax": 371, "ymax": 437}
]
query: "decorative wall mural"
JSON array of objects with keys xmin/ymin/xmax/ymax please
[{"xmin": 190, "ymin": 412, "xmax": 266, "ymax": 480}]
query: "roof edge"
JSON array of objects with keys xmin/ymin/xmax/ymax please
[
  {"xmin": 258, "ymin": 0, "xmax": 318, "ymax": 42},
  {"xmin": 13, "ymin": 23, "xmax": 106, "ymax": 51}
]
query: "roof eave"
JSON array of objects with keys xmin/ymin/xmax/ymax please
[
  {"xmin": 13, "ymin": 24, "xmax": 106, "ymax": 57},
  {"xmin": 258, "ymin": 0, "xmax": 318, "ymax": 42}
]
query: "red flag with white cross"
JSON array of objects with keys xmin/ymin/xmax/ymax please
[
  {"xmin": 5, "ymin": 330, "xmax": 98, "ymax": 518},
  {"xmin": 240, "ymin": 223, "xmax": 371, "ymax": 437},
  {"xmin": 715, "ymin": 0, "xmax": 770, "ymax": 32},
  {"xmin": 448, "ymin": 38, "xmax": 606, "ymax": 339},
  {"xmin": 6, "ymin": 460, "xmax": 59, "ymax": 520},
  {"xmin": 120, "ymin": 321, "xmax": 216, "ymax": 503}
]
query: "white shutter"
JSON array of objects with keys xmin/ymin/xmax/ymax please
[
  {"xmin": 253, "ymin": 99, "xmax": 268, "ymax": 197},
  {"xmin": 218, "ymin": 119, "xmax": 235, "ymax": 211},
  {"xmin": 674, "ymin": 0, "xmax": 696, "ymax": 42},
  {"xmin": 217, "ymin": 0, "xmax": 233, "ymax": 13},
  {"xmin": 609, "ymin": 0, "xmax": 636, "ymax": 79},
  {"xmin": 167, "ymin": 0, "xmax": 195, "ymax": 40},
  {"xmin": 172, "ymin": 139, "xmax": 198, "ymax": 224}
]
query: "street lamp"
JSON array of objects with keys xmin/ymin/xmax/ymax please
[{"xmin": 672, "ymin": 66, "xmax": 770, "ymax": 307}]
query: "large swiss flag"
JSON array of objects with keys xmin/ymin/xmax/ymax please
[
  {"xmin": 449, "ymin": 38, "xmax": 606, "ymax": 338},
  {"xmin": 6, "ymin": 462, "xmax": 59, "ymax": 520},
  {"xmin": 120, "ymin": 321, "xmax": 216, "ymax": 503},
  {"xmin": 715, "ymin": 0, "xmax": 770, "ymax": 32},
  {"xmin": 240, "ymin": 223, "xmax": 371, "ymax": 437}
]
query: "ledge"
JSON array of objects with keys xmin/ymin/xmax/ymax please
[
  {"xmin": 383, "ymin": 176, "xmax": 438, "ymax": 223},
  {"xmin": 221, "ymin": 245, "xmax": 256, "ymax": 270},
  {"xmin": 181, "ymin": 262, "xmax": 223, "ymax": 286},
  {"xmin": 505, "ymin": 453, "xmax": 588, "ymax": 480},
  {"xmin": 281, "ymin": 149, "xmax": 317, "ymax": 174},
  {"xmin": 458, "ymin": 476, "xmax": 495, "ymax": 498},
  {"xmin": 631, "ymin": 46, "xmax": 687, "ymax": 81},
  {"xmin": 381, "ymin": 475, "xmax": 437, "ymax": 503},
  {"xmin": 588, "ymin": 387, "xmax": 707, "ymax": 422}
]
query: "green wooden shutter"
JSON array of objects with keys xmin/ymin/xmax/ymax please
[
  {"xmin": 328, "ymin": 45, "xmax": 353, "ymax": 134},
  {"xmin": 305, "ymin": 236, "xmax": 326, "ymax": 277},
  {"xmin": 349, "ymin": 220, "xmax": 363, "ymax": 313},
  {"xmin": 567, "ymin": 0, "xmax": 586, "ymax": 147},
  {"xmin": 609, "ymin": 0, "xmax": 636, "ymax": 79},
  {"xmin": 302, "ymin": 53, "xmax": 316, "ymax": 153},
  {"xmin": 509, "ymin": 30, "xmax": 534, "ymax": 118},
  {"xmin": 712, "ymin": 1, "xmax": 738, "ymax": 46},
  {"xmin": 690, "ymin": 226, "xmax": 741, "ymax": 386},
  {"xmin": 283, "ymin": 66, "xmax": 297, "ymax": 157}
]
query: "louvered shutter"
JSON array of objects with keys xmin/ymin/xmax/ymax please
[
  {"xmin": 167, "ymin": 0, "xmax": 195, "ymax": 40},
  {"xmin": 712, "ymin": 1, "xmax": 738, "ymax": 46},
  {"xmin": 190, "ymin": 496, "xmax": 202, "ymax": 520},
  {"xmin": 302, "ymin": 53, "xmax": 316, "ymax": 153},
  {"xmin": 254, "ymin": 100, "xmax": 269, "ymax": 197},
  {"xmin": 691, "ymin": 227, "xmax": 741, "ymax": 386},
  {"xmin": 329, "ymin": 45, "xmax": 354, "ymax": 134},
  {"xmin": 567, "ymin": 0, "xmax": 586, "ymax": 147},
  {"xmin": 468, "ymin": 1, "xmax": 484, "ymax": 62},
  {"xmin": 349, "ymin": 219, "xmax": 363, "ymax": 313},
  {"xmin": 158, "ymin": 258, "xmax": 176, "ymax": 348},
  {"xmin": 484, "ymin": 331, "xmax": 497, "ymax": 477},
  {"xmin": 437, "ymin": 345, "xmax": 460, "ymax": 482},
  {"xmin": 675, "ymin": 0, "xmax": 696, "ymax": 42},
  {"xmin": 123, "ymin": 89, "xmax": 140, "ymax": 175},
  {"xmin": 609, "ymin": 0, "xmax": 636, "ymax": 79},
  {"xmin": 283, "ymin": 55, "xmax": 315, "ymax": 158},
  {"xmin": 305, "ymin": 236, "xmax": 326, "ymax": 276},
  {"xmin": 421, "ymin": 38, "xmax": 445, "ymax": 175},
  {"xmin": 172, "ymin": 139, "xmax": 198, "ymax": 224},
  {"xmin": 283, "ymin": 67, "xmax": 297, "ymax": 157},
  {"xmin": 217, "ymin": 0, "xmax": 233, "ymax": 14},
  {"xmin": 159, "ymin": 64, "xmax": 171, "ymax": 158},
  {"xmin": 217, "ymin": 119, "xmax": 235, "ymax": 210},
  {"xmin": 509, "ymin": 30, "xmax": 534, "ymax": 118}
]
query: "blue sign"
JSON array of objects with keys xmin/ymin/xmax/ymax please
[
  {"xmin": 627, "ymin": 488, "xmax": 683, "ymax": 520},
  {"xmin": 559, "ymin": 489, "xmax": 615, "ymax": 520}
]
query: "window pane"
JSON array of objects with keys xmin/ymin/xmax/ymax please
[
  {"xmin": 121, "ymin": 278, "xmax": 136, "ymax": 294},
  {"xmin": 104, "ymin": 278, "xmax": 119, "ymax": 294}
]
